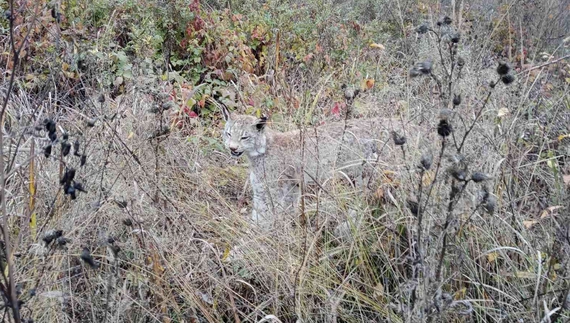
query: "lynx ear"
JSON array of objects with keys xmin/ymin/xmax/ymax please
[
  {"xmin": 255, "ymin": 116, "xmax": 267, "ymax": 131},
  {"xmin": 206, "ymin": 97, "xmax": 231, "ymax": 121},
  {"xmin": 219, "ymin": 102, "xmax": 231, "ymax": 122}
]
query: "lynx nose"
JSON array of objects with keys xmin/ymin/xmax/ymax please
[{"xmin": 230, "ymin": 146, "xmax": 238, "ymax": 152}]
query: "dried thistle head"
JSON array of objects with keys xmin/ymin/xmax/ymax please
[
  {"xmin": 450, "ymin": 32, "xmax": 461, "ymax": 43},
  {"xmin": 471, "ymin": 172, "xmax": 492, "ymax": 183},
  {"xmin": 419, "ymin": 152, "xmax": 433, "ymax": 171},
  {"xmin": 483, "ymin": 194, "xmax": 497, "ymax": 214},
  {"xmin": 496, "ymin": 61, "xmax": 511, "ymax": 75},
  {"xmin": 416, "ymin": 23, "xmax": 428, "ymax": 34},
  {"xmin": 449, "ymin": 166, "xmax": 467, "ymax": 181},
  {"xmin": 406, "ymin": 199, "xmax": 419, "ymax": 216},
  {"xmin": 410, "ymin": 60, "xmax": 433, "ymax": 77},
  {"xmin": 391, "ymin": 131, "xmax": 406, "ymax": 146},
  {"xmin": 437, "ymin": 119, "xmax": 452, "ymax": 137},
  {"xmin": 447, "ymin": 153, "xmax": 468, "ymax": 181},
  {"xmin": 457, "ymin": 56, "xmax": 465, "ymax": 67},
  {"xmin": 453, "ymin": 94, "xmax": 461, "ymax": 106},
  {"xmin": 44, "ymin": 145, "xmax": 52, "ymax": 158},
  {"xmin": 443, "ymin": 16, "xmax": 452, "ymax": 25},
  {"xmin": 501, "ymin": 74, "xmax": 515, "ymax": 85}
]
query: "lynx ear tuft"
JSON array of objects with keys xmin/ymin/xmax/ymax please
[
  {"xmin": 256, "ymin": 116, "xmax": 267, "ymax": 131},
  {"xmin": 206, "ymin": 97, "xmax": 231, "ymax": 121}
]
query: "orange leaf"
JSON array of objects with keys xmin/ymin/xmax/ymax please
[{"xmin": 360, "ymin": 78, "xmax": 375, "ymax": 90}]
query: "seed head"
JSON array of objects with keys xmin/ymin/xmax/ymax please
[
  {"xmin": 61, "ymin": 141, "xmax": 71, "ymax": 157},
  {"xmin": 443, "ymin": 16, "xmax": 452, "ymax": 25},
  {"xmin": 109, "ymin": 244, "xmax": 121, "ymax": 256},
  {"xmin": 122, "ymin": 218, "xmax": 133, "ymax": 226},
  {"xmin": 73, "ymin": 140, "xmax": 81, "ymax": 156},
  {"xmin": 437, "ymin": 119, "xmax": 453, "ymax": 137},
  {"xmin": 409, "ymin": 68, "xmax": 422, "ymax": 78},
  {"xmin": 66, "ymin": 185, "xmax": 76, "ymax": 199},
  {"xmin": 418, "ymin": 60, "xmax": 432, "ymax": 74},
  {"xmin": 60, "ymin": 168, "xmax": 76, "ymax": 186},
  {"xmin": 471, "ymin": 172, "xmax": 492, "ymax": 183},
  {"xmin": 44, "ymin": 119, "xmax": 56, "ymax": 133},
  {"xmin": 162, "ymin": 101, "xmax": 175, "ymax": 111},
  {"xmin": 97, "ymin": 94, "xmax": 106, "ymax": 103},
  {"xmin": 86, "ymin": 119, "xmax": 96, "ymax": 127},
  {"xmin": 453, "ymin": 94, "xmax": 461, "ymax": 106},
  {"xmin": 419, "ymin": 152, "xmax": 433, "ymax": 170},
  {"xmin": 457, "ymin": 56, "xmax": 465, "ymax": 67},
  {"xmin": 80, "ymin": 155, "xmax": 87, "ymax": 166},
  {"xmin": 407, "ymin": 199, "xmax": 419, "ymax": 216},
  {"xmin": 56, "ymin": 236, "xmax": 70, "ymax": 247},
  {"xmin": 449, "ymin": 167, "xmax": 467, "ymax": 181},
  {"xmin": 450, "ymin": 32, "xmax": 461, "ymax": 43},
  {"xmin": 483, "ymin": 194, "xmax": 497, "ymax": 214},
  {"xmin": 342, "ymin": 85, "xmax": 360, "ymax": 101},
  {"xmin": 501, "ymin": 74, "xmax": 515, "ymax": 85},
  {"xmin": 417, "ymin": 23, "xmax": 428, "ymax": 34},
  {"xmin": 42, "ymin": 229, "xmax": 63, "ymax": 246},
  {"xmin": 392, "ymin": 131, "xmax": 406, "ymax": 146},
  {"xmin": 62, "ymin": 133, "xmax": 69, "ymax": 141},
  {"xmin": 48, "ymin": 131, "xmax": 57, "ymax": 142},
  {"xmin": 80, "ymin": 248, "xmax": 99, "ymax": 269},
  {"xmin": 496, "ymin": 61, "xmax": 511, "ymax": 75},
  {"xmin": 44, "ymin": 145, "xmax": 52, "ymax": 158}
]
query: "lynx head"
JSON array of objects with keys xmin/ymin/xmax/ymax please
[{"xmin": 216, "ymin": 100, "xmax": 268, "ymax": 158}]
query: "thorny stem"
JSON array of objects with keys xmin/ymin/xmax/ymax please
[
  {"xmin": 422, "ymin": 139, "xmax": 446, "ymax": 214},
  {"xmin": 0, "ymin": 0, "xmax": 38, "ymax": 320},
  {"xmin": 457, "ymin": 77, "xmax": 500, "ymax": 152},
  {"xmin": 447, "ymin": 44, "xmax": 457, "ymax": 105},
  {"xmin": 435, "ymin": 181, "xmax": 469, "ymax": 282},
  {"xmin": 294, "ymin": 125, "xmax": 309, "ymax": 320},
  {"xmin": 429, "ymin": 72, "xmax": 443, "ymax": 98},
  {"xmin": 428, "ymin": 28, "xmax": 450, "ymax": 80},
  {"xmin": 416, "ymin": 169, "xmax": 425, "ymax": 259}
]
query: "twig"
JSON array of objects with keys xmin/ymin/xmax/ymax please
[
  {"xmin": 457, "ymin": 78, "xmax": 500, "ymax": 152},
  {"xmin": 516, "ymin": 54, "xmax": 570, "ymax": 74}
]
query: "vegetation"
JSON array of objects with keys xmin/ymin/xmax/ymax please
[{"xmin": 1, "ymin": 0, "xmax": 570, "ymax": 322}]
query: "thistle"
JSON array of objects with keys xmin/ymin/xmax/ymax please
[{"xmin": 392, "ymin": 131, "xmax": 406, "ymax": 146}]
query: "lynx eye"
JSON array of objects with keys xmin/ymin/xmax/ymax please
[
  {"xmin": 225, "ymin": 132, "xmax": 231, "ymax": 137},
  {"xmin": 240, "ymin": 136, "xmax": 250, "ymax": 140}
]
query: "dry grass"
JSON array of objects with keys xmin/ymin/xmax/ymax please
[{"xmin": 1, "ymin": 1, "xmax": 570, "ymax": 322}]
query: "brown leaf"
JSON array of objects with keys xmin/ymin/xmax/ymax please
[
  {"xmin": 523, "ymin": 220, "xmax": 538, "ymax": 229},
  {"xmin": 540, "ymin": 205, "xmax": 563, "ymax": 219}
]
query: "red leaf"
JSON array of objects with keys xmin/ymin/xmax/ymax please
[
  {"xmin": 331, "ymin": 102, "xmax": 341, "ymax": 116},
  {"xmin": 188, "ymin": 110, "xmax": 198, "ymax": 118},
  {"xmin": 303, "ymin": 53, "xmax": 314, "ymax": 62},
  {"xmin": 247, "ymin": 98, "xmax": 255, "ymax": 106}
]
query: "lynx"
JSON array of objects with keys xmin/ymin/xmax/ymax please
[{"xmin": 215, "ymin": 100, "xmax": 427, "ymax": 228}]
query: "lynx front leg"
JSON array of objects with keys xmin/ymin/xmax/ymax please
[{"xmin": 250, "ymin": 171, "xmax": 273, "ymax": 228}]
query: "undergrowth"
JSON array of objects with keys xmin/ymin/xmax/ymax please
[{"xmin": 1, "ymin": 0, "xmax": 570, "ymax": 322}]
